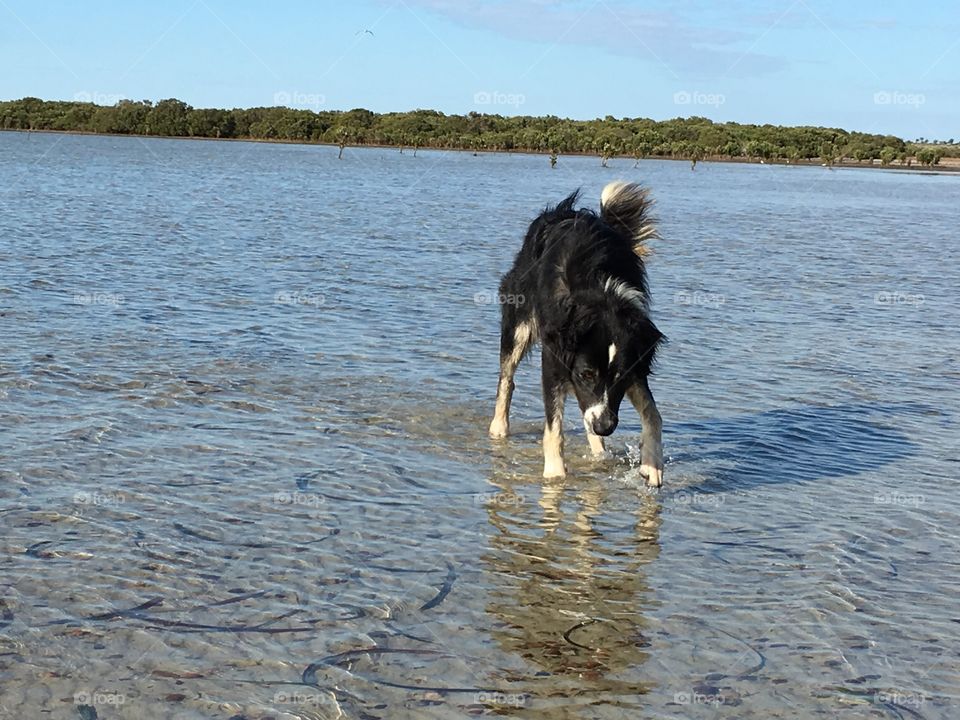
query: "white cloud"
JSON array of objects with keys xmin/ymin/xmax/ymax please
[{"xmin": 398, "ymin": 0, "xmax": 789, "ymax": 78}]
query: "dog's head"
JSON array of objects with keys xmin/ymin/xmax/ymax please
[
  {"xmin": 547, "ymin": 305, "xmax": 628, "ymax": 437},
  {"xmin": 568, "ymin": 321, "xmax": 628, "ymax": 436},
  {"xmin": 546, "ymin": 287, "xmax": 662, "ymax": 437}
]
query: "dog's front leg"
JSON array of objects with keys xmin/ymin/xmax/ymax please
[
  {"xmin": 542, "ymin": 399, "xmax": 566, "ymax": 478},
  {"xmin": 541, "ymin": 354, "xmax": 567, "ymax": 478},
  {"xmin": 628, "ymin": 378, "xmax": 663, "ymax": 487},
  {"xmin": 490, "ymin": 320, "xmax": 533, "ymax": 439},
  {"xmin": 586, "ymin": 431, "xmax": 605, "ymax": 455}
]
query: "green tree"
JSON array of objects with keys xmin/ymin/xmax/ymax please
[
  {"xmin": 146, "ymin": 99, "xmax": 191, "ymax": 136},
  {"xmin": 600, "ymin": 142, "xmax": 613, "ymax": 167},
  {"xmin": 335, "ymin": 127, "xmax": 350, "ymax": 159},
  {"xmin": 879, "ymin": 147, "xmax": 897, "ymax": 166},
  {"xmin": 188, "ymin": 108, "xmax": 233, "ymax": 138},
  {"xmin": 819, "ymin": 142, "xmax": 836, "ymax": 166},
  {"xmin": 915, "ymin": 147, "xmax": 942, "ymax": 166},
  {"xmin": 6, "ymin": 96, "xmax": 953, "ymax": 168},
  {"xmin": 632, "ymin": 140, "xmax": 652, "ymax": 167}
]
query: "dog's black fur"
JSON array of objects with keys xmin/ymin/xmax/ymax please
[{"xmin": 489, "ymin": 182, "xmax": 665, "ymax": 485}]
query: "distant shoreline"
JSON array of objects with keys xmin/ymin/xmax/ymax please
[{"xmin": 4, "ymin": 127, "xmax": 959, "ymax": 175}]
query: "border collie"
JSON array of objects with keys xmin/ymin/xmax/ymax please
[{"xmin": 488, "ymin": 182, "xmax": 665, "ymax": 486}]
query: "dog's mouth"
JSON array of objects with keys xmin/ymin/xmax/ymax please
[
  {"xmin": 583, "ymin": 404, "xmax": 618, "ymax": 436},
  {"xmin": 591, "ymin": 417, "xmax": 618, "ymax": 436}
]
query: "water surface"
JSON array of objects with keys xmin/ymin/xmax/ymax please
[{"xmin": 1, "ymin": 131, "xmax": 959, "ymax": 719}]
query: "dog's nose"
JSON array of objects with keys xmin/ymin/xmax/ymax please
[{"xmin": 591, "ymin": 414, "xmax": 618, "ymax": 436}]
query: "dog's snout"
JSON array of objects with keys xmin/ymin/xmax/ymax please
[
  {"xmin": 584, "ymin": 399, "xmax": 618, "ymax": 436},
  {"xmin": 590, "ymin": 413, "xmax": 618, "ymax": 436}
]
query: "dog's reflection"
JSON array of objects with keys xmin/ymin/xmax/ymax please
[{"xmin": 481, "ymin": 471, "xmax": 661, "ymax": 708}]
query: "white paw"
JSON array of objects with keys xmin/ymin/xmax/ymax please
[
  {"xmin": 585, "ymin": 430, "xmax": 606, "ymax": 456},
  {"xmin": 489, "ymin": 419, "xmax": 509, "ymax": 439},
  {"xmin": 640, "ymin": 463, "xmax": 662, "ymax": 488},
  {"xmin": 543, "ymin": 459, "xmax": 566, "ymax": 478}
]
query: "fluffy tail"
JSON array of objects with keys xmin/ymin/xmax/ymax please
[{"xmin": 600, "ymin": 181, "xmax": 659, "ymax": 257}]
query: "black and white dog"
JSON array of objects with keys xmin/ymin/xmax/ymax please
[{"xmin": 489, "ymin": 182, "xmax": 665, "ymax": 486}]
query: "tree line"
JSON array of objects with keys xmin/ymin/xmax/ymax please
[{"xmin": 1, "ymin": 97, "xmax": 954, "ymax": 166}]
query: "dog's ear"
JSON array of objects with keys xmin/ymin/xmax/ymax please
[
  {"xmin": 619, "ymin": 310, "xmax": 664, "ymax": 373},
  {"xmin": 542, "ymin": 333, "xmax": 576, "ymax": 374},
  {"xmin": 541, "ymin": 295, "xmax": 576, "ymax": 372},
  {"xmin": 545, "ymin": 268, "xmax": 575, "ymax": 332},
  {"xmin": 621, "ymin": 307, "xmax": 661, "ymax": 338},
  {"xmin": 541, "ymin": 307, "xmax": 573, "ymax": 353}
]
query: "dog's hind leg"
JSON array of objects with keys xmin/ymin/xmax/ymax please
[
  {"xmin": 489, "ymin": 318, "xmax": 534, "ymax": 438},
  {"xmin": 541, "ymin": 352, "xmax": 567, "ymax": 478},
  {"xmin": 627, "ymin": 377, "xmax": 663, "ymax": 487}
]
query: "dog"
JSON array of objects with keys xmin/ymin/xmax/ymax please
[{"xmin": 488, "ymin": 181, "xmax": 665, "ymax": 486}]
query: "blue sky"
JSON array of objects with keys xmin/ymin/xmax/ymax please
[{"xmin": 1, "ymin": 0, "xmax": 957, "ymax": 139}]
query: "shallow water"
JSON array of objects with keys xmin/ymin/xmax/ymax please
[{"xmin": 1, "ymin": 131, "xmax": 959, "ymax": 719}]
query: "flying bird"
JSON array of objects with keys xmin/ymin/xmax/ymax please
[{"xmin": 355, "ymin": 29, "xmax": 374, "ymax": 36}]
